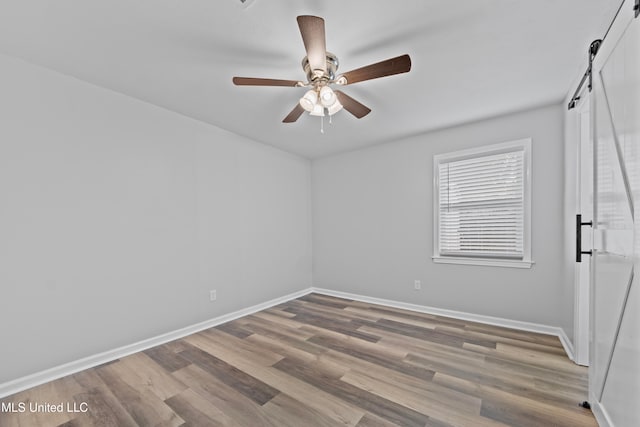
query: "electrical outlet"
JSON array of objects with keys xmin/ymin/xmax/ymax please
[
  {"xmin": 210, "ymin": 290, "xmax": 217, "ymax": 301},
  {"xmin": 414, "ymin": 280, "xmax": 421, "ymax": 290}
]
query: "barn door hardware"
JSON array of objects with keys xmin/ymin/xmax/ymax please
[
  {"xmin": 568, "ymin": 40, "xmax": 602, "ymax": 109},
  {"xmin": 576, "ymin": 214, "xmax": 593, "ymax": 262}
]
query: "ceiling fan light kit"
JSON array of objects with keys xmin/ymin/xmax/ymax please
[
  {"xmin": 232, "ymin": 15, "xmax": 412, "ymax": 126},
  {"xmin": 300, "ymin": 85, "xmax": 343, "ymax": 118}
]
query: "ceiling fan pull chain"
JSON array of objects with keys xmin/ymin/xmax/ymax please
[{"xmin": 320, "ymin": 116, "xmax": 324, "ymax": 134}]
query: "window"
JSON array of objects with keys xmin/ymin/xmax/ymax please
[{"xmin": 433, "ymin": 139, "xmax": 533, "ymax": 268}]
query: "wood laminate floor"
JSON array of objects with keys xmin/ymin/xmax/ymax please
[{"xmin": 0, "ymin": 293, "xmax": 596, "ymax": 427}]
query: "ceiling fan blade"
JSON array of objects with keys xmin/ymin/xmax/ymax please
[
  {"xmin": 297, "ymin": 15, "xmax": 327, "ymax": 74},
  {"xmin": 334, "ymin": 91, "xmax": 371, "ymax": 119},
  {"xmin": 233, "ymin": 77, "xmax": 301, "ymax": 87},
  {"xmin": 283, "ymin": 103, "xmax": 305, "ymax": 123},
  {"xmin": 338, "ymin": 54, "xmax": 411, "ymax": 85}
]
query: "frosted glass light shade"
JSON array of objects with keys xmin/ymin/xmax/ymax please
[
  {"xmin": 299, "ymin": 90, "xmax": 317, "ymax": 112},
  {"xmin": 327, "ymin": 100, "xmax": 343, "ymax": 115},
  {"xmin": 319, "ymin": 86, "xmax": 337, "ymax": 107},
  {"xmin": 309, "ymin": 103, "xmax": 325, "ymax": 116}
]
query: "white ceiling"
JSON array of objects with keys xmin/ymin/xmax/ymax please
[{"xmin": 0, "ymin": 0, "xmax": 620, "ymax": 158}]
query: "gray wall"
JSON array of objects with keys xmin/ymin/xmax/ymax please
[
  {"xmin": 312, "ymin": 104, "xmax": 567, "ymax": 327},
  {"xmin": 0, "ymin": 54, "xmax": 312, "ymax": 384}
]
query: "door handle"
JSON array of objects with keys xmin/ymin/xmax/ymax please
[{"xmin": 576, "ymin": 214, "xmax": 593, "ymax": 262}]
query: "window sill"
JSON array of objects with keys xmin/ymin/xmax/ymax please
[{"xmin": 432, "ymin": 256, "xmax": 534, "ymax": 269}]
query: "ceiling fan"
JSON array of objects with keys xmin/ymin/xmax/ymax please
[{"xmin": 232, "ymin": 15, "xmax": 412, "ymax": 124}]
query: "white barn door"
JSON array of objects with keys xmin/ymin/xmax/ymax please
[{"xmin": 590, "ymin": 1, "xmax": 640, "ymax": 425}]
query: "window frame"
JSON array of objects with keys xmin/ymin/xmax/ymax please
[{"xmin": 432, "ymin": 138, "xmax": 533, "ymax": 268}]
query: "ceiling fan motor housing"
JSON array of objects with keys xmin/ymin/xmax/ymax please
[{"xmin": 302, "ymin": 52, "xmax": 339, "ymax": 84}]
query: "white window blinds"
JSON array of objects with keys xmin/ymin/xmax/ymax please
[{"xmin": 437, "ymin": 149, "xmax": 525, "ymax": 259}]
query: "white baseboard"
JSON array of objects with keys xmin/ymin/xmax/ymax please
[
  {"xmin": 312, "ymin": 287, "xmax": 574, "ymax": 358},
  {"xmin": 0, "ymin": 287, "xmax": 313, "ymax": 399},
  {"xmin": 1, "ymin": 285, "xmax": 577, "ymax": 399},
  {"xmin": 590, "ymin": 393, "xmax": 613, "ymax": 427},
  {"xmin": 557, "ymin": 328, "xmax": 576, "ymax": 362}
]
